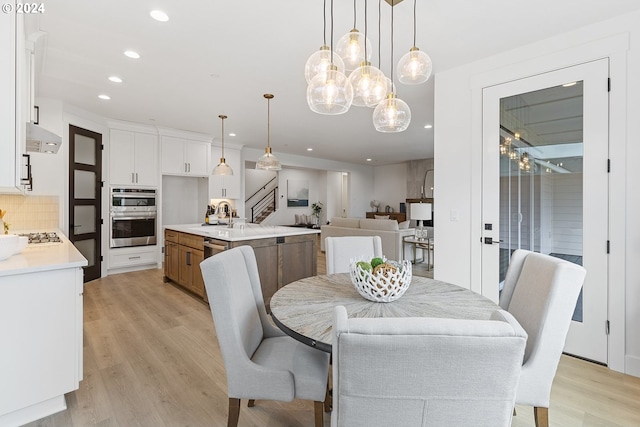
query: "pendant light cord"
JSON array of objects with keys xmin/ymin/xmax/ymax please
[
  {"xmin": 353, "ymin": 0, "xmax": 357, "ymax": 29},
  {"xmin": 363, "ymin": 0, "xmax": 368, "ymax": 60},
  {"xmin": 413, "ymin": 0, "xmax": 417, "ymax": 47},
  {"xmin": 221, "ymin": 117, "xmax": 225, "ymax": 158},
  {"xmin": 267, "ymin": 98, "xmax": 271, "ymax": 150},
  {"xmin": 323, "ymin": 0, "xmax": 327, "ymax": 47},
  {"xmin": 390, "ymin": 1, "xmax": 394, "ymax": 85},
  {"xmin": 378, "ymin": 0, "xmax": 381, "ymax": 70},
  {"xmin": 330, "ymin": 0, "xmax": 334, "ymax": 64}
]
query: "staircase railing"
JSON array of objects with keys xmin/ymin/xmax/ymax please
[
  {"xmin": 246, "ymin": 176, "xmax": 278, "ymax": 204},
  {"xmin": 251, "ymin": 186, "xmax": 278, "ymax": 224}
]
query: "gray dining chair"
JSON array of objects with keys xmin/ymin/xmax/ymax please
[
  {"xmin": 325, "ymin": 235, "xmax": 383, "ymax": 274},
  {"xmin": 502, "ymin": 250, "xmax": 586, "ymax": 427},
  {"xmin": 499, "ymin": 248, "xmax": 529, "ymax": 310},
  {"xmin": 200, "ymin": 246, "xmax": 330, "ymax": 427},
  {"xmin": 331, "ymin": 306, "xmax": 527, "ymax": 427}
]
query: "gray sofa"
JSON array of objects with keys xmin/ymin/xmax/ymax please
[{"xmin": 320, "ymin": 217, "xmax": 415, "ymax": 261}]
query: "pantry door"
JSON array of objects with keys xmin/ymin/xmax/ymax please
[
  {"xmin": 69, "ymin": 125, "xmax": 102, "ymax": 282},
  {"xmin": 481, "ymin": 59, "xmax": 609, "ymax": 364}
]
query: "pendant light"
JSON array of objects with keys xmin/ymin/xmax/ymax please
[
  {"xmin": 304, "ymin": 0, "xmax": 345, "ymax": 84},
  {"xmin": 307, "ymin": 0, "xmax": 353, "ymax": 115},
  {"xmin": 335, "ymin": 0, "xmax": 372, "ymax": 74},
  {"xmin": 212, "ymin": 114, "xmax": 233, "ymax": 176},
  {"xmin": 366, "ymin": 0, "xmax": 393, "ymax": 107},
  {"xmin": 397, "ymin": 0, "xmax": 432, "ymax": 85},
  {"xmin": 349, "ymin": 0, "xmax": 386, "ymax": 107},
  {"xmin": 256, "ymin": 94, "xmax": 282, "ymax": 171},
  {"xmin": 373, "ymin": 1, "xmax": 411, "ymax": 132}
]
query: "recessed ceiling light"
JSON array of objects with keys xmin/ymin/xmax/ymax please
[
  {"xmin": 108, "ymin": 76, "xmax": 123, "ymax": 83},
  {"xmin": 98, "ymin": 94, "xmax": 111, "ymax": 100},
  {"xmin": 124, "ymin": 50, "xmax": 140, "ymax": 59},
  {"xmin": 44, "ymin": 150, "xmax": 54, "ymax": 154},
  {"xmin": 366, "ymin": 158, "xmax": 372, "ymax": 162},
  {"xmin": 150, "ymin": 10, "xmax": 169, "ymax": 22},
  {"xmin": 424, "ymin": 124, "xmax": 433, "ymax": 129},
  {"xmin": 46, "ymin": 142, "xmax": 57, "ymax": 146},
  {"xmin": 562, "ymin": 81, "xmax": 577, "ymax": 87},
  {"xmin": 307, "ymin": 148, "xmax": 313, "ymax": 151},
  {"xmin": 228, "ymin": 133, "xmax": 236, "ymax": 137}
]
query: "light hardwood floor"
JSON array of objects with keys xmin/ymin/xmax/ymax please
[{"xmin": 23, "ymin": 250, "xmax": 640, "ymax": 427}]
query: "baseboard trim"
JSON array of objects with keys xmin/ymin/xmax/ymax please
[{"xmin": 625, "ymin": 355, "xmax": 640, "ymax": 378}]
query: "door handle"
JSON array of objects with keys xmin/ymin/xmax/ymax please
[{"xmin": 483, "ymin": 237, "xmax": 503, "ymax": 245}]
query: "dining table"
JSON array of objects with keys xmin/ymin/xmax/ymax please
[{"xmin": 269, "ymin": 273, "xmax": 500, "ymax": 353}]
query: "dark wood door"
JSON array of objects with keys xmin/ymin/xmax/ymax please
[{"xmin": 69, "ymin": 125, "xmax": 102, "ymax": 282}]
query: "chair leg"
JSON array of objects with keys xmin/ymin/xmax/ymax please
[
  {"xmin": 533, "ymin": 407, "xmax": 549, "ymax": 427},
  {"xmin": 228, "ymin": 398, "xmax": 240, "ymax": 427},
  {"xmin": 248, "ymin": 399, "xmax": 255, "ymax": 407},
  {"xmin": 324, "ymin": 377, "xmax": 332, "ymax": 412},
  {"xmin": 314, "ymin": 401, "xmax": 324, "ymax": 427}
]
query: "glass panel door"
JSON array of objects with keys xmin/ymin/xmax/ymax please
[{"xmin": 482, "ymin": 59, "xmax": 609, "ymax": 364}]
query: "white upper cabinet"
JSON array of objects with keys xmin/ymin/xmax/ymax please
[
  {"xmin": 160, "ymin": 136, "xmax": 211, "ymax": 176},
  {"xmin": 210, "ymin": 145, "xmax": 242, "ymax": 199},
  {"xmin": 110, "ymin": 129, "xmax": 158, "ymax": 187}
]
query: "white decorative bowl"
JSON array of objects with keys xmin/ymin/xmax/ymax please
[
  {"xmin": 349, "ymin": 258, "xmax": 412, "ymax": 302},
  {"xmin": 0, "ymin": 234, "xmax": 19, "ymax": 261}
]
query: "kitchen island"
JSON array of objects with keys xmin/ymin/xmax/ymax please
[
  {"xmin": 164, "ymin": 224, "xmax": 320, "ymax": 306},
  {"xmin": 0, "ymin": 231, "xmax": 87, "ymax": 427}
]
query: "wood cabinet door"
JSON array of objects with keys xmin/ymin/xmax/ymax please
[
  {"xmin": 281, "ymin": 239, "xmax": 316, "ymax": 286},
  {"xmin": 252, "ymin": 245, "xmax": 279, "ymax": 307},
  {"xmin": 165, "ymin": 242, "xmax": 179, "ymax": 282},
  {"xmin": 178, "ymin": 245, "xmax": 192, "ymax": 288},
  {"xmin": 191, "ymin": 249, "xmax": 205, "ymax": 298}
]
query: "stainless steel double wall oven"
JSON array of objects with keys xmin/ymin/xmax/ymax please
[{"xmin": 110, "ymin": 188, "xmax": 157, "ymax": 248}]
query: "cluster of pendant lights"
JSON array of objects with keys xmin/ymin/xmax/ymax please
[{"xmin": 306, "ymin": 0, "xmax": 432, "ymax": 133}]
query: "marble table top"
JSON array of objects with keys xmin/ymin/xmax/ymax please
[{"xmin": 270, "ymin": 273, "xmax": 499, "ymax": 352}]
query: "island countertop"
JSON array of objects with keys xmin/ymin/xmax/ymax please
[
  {"xmin": 0, "ymin": 229, "xmax": 88, "ymax": 277},
  {"xmin": 164, "ymin": 223, "xmax": 320, "ymax": 242}
]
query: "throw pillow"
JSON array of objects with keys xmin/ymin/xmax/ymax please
[
  {"xmin": 398, "ymin": 220, "xmax": 410, "ymax": 230},
  {"xmin": 374, "ymin": 215, "xmax": 390, "ymax": 220}
]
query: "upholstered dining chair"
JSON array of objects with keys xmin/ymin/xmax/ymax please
[
  {"xmin": 200, "ymin": 246, "xmax": 330, "ymax": 427},
  {"xmin": 501, "ymin": 250, "xmax": 586, "ymax": 427},
  {"xmin": 331, "ymin": 306, "xmax": 527, "ymax": 427},
  {"xmin": 325, "ymin": 235, "xmax": 383, "ymax": 274},
  {"xmin": 499, "ymin": 248, "xmax": 530, "ymax": 310}
]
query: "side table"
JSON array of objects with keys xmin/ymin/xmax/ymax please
[{"xmin": 403, "ymin": 235, "xmax": 434, "ymax": 270}]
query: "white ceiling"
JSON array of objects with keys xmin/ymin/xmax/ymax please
[{"xmin": 32, "ymin": 0, "xmax": 640, "ymax": 166}]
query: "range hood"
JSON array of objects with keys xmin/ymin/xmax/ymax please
[{"xmin": 26, "ymin": 122, "xmax": 62, "ymax": 154}]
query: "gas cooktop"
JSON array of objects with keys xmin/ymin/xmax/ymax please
[{"xmin": 18, "ymin": 231, "xmax": 63, "ymax": 244}]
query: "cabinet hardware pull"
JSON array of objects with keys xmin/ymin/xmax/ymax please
[
  {"xmin": 135, "ymin": 172, "xmax": 138, "ymax": 183},
  {"xmin": 186, "ymin": 251, "xmax": 191, "ymax": 265},
  {"xmin": 129, "ymin": 256, "xmax": 141, "ymax": 260}
]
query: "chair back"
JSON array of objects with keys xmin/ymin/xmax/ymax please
[
  {"xmin": 507, "ymin": 251, "xmax": 586, "ymax": 406},
  {"xmin": 331, "ymin": 306, "xmax": 527, "ymax": 427},
  {"xmin": 325, "ymin": 236, "xmax": 383, "ymax": 274},
  {"xmin": 199, "ymin": 246, "xmax": 271, "ymax": 394},
  {"xmin": 499, "ymin": 249, "xmax": 530, "ymax": 310}
]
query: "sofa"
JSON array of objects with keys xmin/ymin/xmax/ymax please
[{"xmin": 320, "ymin": 217, "xmax": 415, "ymax": 262}]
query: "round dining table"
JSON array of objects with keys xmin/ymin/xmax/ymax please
[{"xmin": 270, "ymin": 273, "xmax": 499, "ymax": 353}]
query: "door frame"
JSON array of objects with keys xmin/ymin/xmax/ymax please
[{"xmin": 467, "ymin": 33, "xmax": 628, "ymax": 372}]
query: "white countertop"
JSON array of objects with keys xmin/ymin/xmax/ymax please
[
  {"xmin": 0, "ymin": 230, "xmax": 88, "ymax": 277},
  {"xmin": 165, "ymin": 223, "xmax": 320, "ymax": 242}
]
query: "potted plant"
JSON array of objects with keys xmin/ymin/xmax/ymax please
[{"xmin": 311, "ymin": 202, "xmax": 323, "ymax": 228}]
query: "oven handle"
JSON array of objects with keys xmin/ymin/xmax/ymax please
[
  {"xmin": 204, "ymin": 242, "xmax": 228, "ymax": 251},
  {"xmin": 111, "ymin": 193, "xmax": 156, "ymax": 198},
  {"xmin": 111, "ymin": 216, "xmax": 156, "ymax": 221}
]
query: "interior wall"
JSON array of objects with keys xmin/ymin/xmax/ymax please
[
  {"xmin": 325, "ymin": 171, "xmax": 343, "ymax": 222},
  {"xmin": 162, "ymin": 176, "xmax": 208, "ymax": 226},
  {"xmin": 373, "ymin": 163, "xmax": 407, "ymax": 214},
  {"xmin": 262, "ymin": 167, "xmax": 324, "ymax": 225},
  {"xmin": 435, "ymin": 11, "xmax": 638, "ymax": 375}
]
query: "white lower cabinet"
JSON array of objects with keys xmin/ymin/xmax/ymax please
[
  {"xmin": 0, "ymin": 267, "xmax": 83, "ymax": 426},
  {"xmin": 109, "ymin": 246, "xmax": 158, "ymax": 269}
]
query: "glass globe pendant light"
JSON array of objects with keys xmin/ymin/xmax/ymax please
[
  {"xmin": 212, "ymin": 114, "xmax": 233, "ymax": 176},
  {"xmin": 307, "ymin": 0, "xmax": 353, "ymax": 115},
  {"xmin": 365, "ymin": 0, "xmax": 392, "ymax": 107},
  {"xmin": 348, "ymin": 0, "xmax": 386, "ymax": 107},
  {"xmin": 397, "ymin": 0, "xmax": 432, "ymax": 85},
  {"xmin": 304, "ymin": 0, "xmax": 345, "ymax": 84},
  {"xmin": 335, "ymin": 0, "xmax": 372, "ymax": 74},
  {"xmin": 256, "ymin": 94, "xmax": 282, "ymax": 171},
  {"xmin": 373, "ymin": 0, "xmax": 411, "ymax": 132}
]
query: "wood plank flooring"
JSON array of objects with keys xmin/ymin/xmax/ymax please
[{"xmin": 22, "ymin": 247, "xmax": 640, "ymax": 427}]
